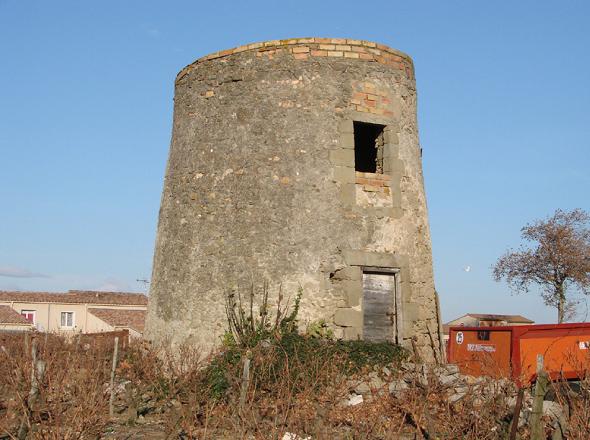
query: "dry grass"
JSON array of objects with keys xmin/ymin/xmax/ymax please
[
  {"xmin": 1, "ymin": 332, "xmax": 590, "ymax": 439},
  {"xmin": 0, "ymin": 333, "xmax": 116, "ymax": 439}
]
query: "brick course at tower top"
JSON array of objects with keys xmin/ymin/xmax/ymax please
[
  {"xmin": 176, "ymin": 38, "xmax": 414, "ymax": 83},
  {"xmin": 145, "ymin": 38, "xmax": 442, "ymax": 362}
]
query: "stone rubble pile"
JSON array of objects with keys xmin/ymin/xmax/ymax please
[
  {"xmin": 345, "ymin": 361, "xmax": 504, "ymax": 405},
  {"xmin": 104, "ymin": 362, "xmax": 572, "ymax": 438},
  {"xmin": 344, "ymin": 361, "xmax": 569, "ymax": 428}
]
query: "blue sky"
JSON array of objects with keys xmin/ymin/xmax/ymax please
[{"xmin": 1, "ymin": 0, "xmax": 589, "ymax": 323}]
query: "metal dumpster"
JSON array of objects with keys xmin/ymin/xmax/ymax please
[{"xmin": 447, "ymin": 322, "xmax": 590, "ymax": 385}]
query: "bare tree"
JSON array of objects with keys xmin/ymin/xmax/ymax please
[{"xmin": 493, "ymin": 209, "xmax": 590, "ymax": 323}]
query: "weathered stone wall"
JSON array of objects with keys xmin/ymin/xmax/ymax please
[{"xmin": 145, "ymin": 38, "xmax": 440, "ymax": 360}]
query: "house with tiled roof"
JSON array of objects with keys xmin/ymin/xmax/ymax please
[
  {"xmin": 87, "ymin": 308, "xmax": 146, "ymax": 338},
  {"xmin": 442, "ymin": 313, "xmax": 535, "ymax": 344},
  {"xmin": 445, "ymin": 313, "xmax": 534, "ymax": 328},
  {"xmin": 0, "ymin": 290, "xmax": 147, "ymax": 336},
  {"xmin": 0, "ymin": 305, "xmax": 35, "ymax": 332}
]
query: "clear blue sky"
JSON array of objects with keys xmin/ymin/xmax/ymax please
[{"xmin": 1, "ymin": 0, "xmax": 589, "ymax": 323}]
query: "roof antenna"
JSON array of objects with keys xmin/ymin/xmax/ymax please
[{"xmin": 136, "ymin": 278, "xmax": 150, "ymax": 293}]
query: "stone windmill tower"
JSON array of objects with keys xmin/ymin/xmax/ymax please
[{"xmin": 145, "ymin": 38, "xmax": 442, "ymax": 361}]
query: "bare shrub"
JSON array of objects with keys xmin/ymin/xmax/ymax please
[
  {"xmin": 0, "ymin": 332, "xmax": 114, "ymax": 438},
  {"xmin": 2, "ymin": 325, "xmax": 590, "ymax": 438}
]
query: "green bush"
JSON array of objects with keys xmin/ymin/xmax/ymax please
[
  {"xmin": 306, "ymin": 319, "xmax": 335, "ymax": 340},
  {"xmin": 203, "ymin": 332, "xmax": 408, "ymax": 400},
  {"xmin": 202, "ymin": 348, "xmax": 242, "ymax": 400},
  {"xmin": 200, "ymin": 283, "xmax": 408, "ymax": 401},
  {"xmin": 334, "ymin": 339, "xmax": 408, "ymax": 371}
]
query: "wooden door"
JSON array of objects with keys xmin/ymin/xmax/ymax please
[{"xmin": 362, "ymin": 271, "xmax": 396, "ymax": 342}]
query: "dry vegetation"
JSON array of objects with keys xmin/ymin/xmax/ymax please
[
  {"xmin": 0, "ymin": 332, "xmax": 589, "ymax": 439},
  {"xmin": 1, "ymin": 287, "xmax": 589, "ymax": 439}
]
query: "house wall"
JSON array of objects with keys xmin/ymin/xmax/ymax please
[
  {"xmin": 1, "ymin": 302, "xmax": 63, "ymax": 332},
  {"xmin": 0, "ymin": 301, "xmax": 146, "ymax": 334},
  {"xmin": 447, "ymin": 316, "xmax": 480, "ymax": 328},
  {"xmin": 85, "ymin": 312, "xmax": 116, "ymax": 333},
  {"xmin": 127, "ymin": 327, "xmax": 142, "ymax": 339},
  {"xmin": 146, "ymin": 38, "xmax": 440, "ymax": 361},
  {"xmin": 447, "ymin": 316, "xmax": 531, "ymax": 328},
  {"xmin": 47, "ymin": 303, "xmax": 87, "ymax": 333}
]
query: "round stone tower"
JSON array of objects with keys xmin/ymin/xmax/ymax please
[{"xmin": 145, "ymin": 38, "xmax": 441, "ymax": 360}]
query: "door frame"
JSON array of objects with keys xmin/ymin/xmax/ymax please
[{"xmin": 361, "ymin": 266, "xmax": 403, "ymax": 344}]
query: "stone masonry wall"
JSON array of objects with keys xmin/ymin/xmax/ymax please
[{"xmin": 145, "ymin": 38, "xmax": 440, "ymax": 361}]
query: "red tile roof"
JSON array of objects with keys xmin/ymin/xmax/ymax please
[
  {"xmin": 0, "ymin": 305, "xmax": 33, "ymax": 325},
  {"xmin": 88, "ymin": 308, "xmax": 146, "ymax": 333},
  {"xmin": 465, "ymin": 314, "xmax": 534, "ymax": 323},
  {"xmin": 0, "ymin": 290, "xmax": 148, "ymax": 306}
]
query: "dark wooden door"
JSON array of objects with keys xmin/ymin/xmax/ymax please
[{"xmin": 362, "ymin": 271, "xmax": 395, "ymax": 342}]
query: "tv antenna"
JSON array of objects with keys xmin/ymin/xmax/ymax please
[{"xmin": 136, "ymin": 278, "xmax": 150, "ymax": 291}]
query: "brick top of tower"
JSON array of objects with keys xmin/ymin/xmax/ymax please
[{"xmin": 177, "ymin": 38, "xmax": 414, "ymax": 83}]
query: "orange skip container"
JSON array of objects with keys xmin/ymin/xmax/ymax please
[{"xmin": 447, "ymin": 323, "xmax": 590, "ymax": 385}]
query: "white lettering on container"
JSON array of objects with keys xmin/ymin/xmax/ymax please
[{"xmin": 467, "ymin": 343, "xmax": 496, "ymax": 353}]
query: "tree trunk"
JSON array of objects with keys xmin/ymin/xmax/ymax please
[{"xmin": 556, "ymin": 284, "xmax": 565, "ymax": 324}]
